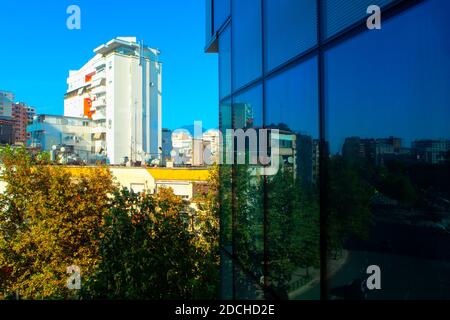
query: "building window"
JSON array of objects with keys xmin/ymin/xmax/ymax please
[
  {"xmin": 219, "ymin": 26, "xmax": 232, "ymax": 99},
  {"xmin": 214, "ymin": 0, "xmax": 231, "ymax": 33},
  {"xmin": 325, "ymin": 0, "xmax": 450, "ymax": 299},
  {"xmin": 231, "ymin": 0, "xmax": 262, "ymax": 91},
  {"xmin": 321, "ymin": 0, "xmax": 397, "ymax": 40},
  {"xmin": 263, "ymin": 0, "xmax": 317, "ymax": 72}
]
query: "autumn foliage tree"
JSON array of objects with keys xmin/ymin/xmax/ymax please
[
  {"xmin": 0, "ymin": 146, "xmax": 220, "ymax": 299},
  {"xmin": 0, "ymin": 146, "xmax": 116, "ymax": 299}
]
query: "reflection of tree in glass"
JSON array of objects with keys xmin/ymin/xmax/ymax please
[
  {"xmin": 327, "ymin": 156, "xmax": 374, "ymax": 259},
  {"xmin": 234, "ymin": 163, "xmax": 264, "ymax": 299},
  {"xmin": 228, "ymin": 120, "xmax": 323, "ymax": 299},
  {"xmin": 266, "ymin": 165, "xmax": 320, "ymax": 299}
]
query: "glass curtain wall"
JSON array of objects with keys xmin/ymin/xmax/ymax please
[{"xmin": 210, "ymin": 0, "xmax": 450, "ymax": 300}]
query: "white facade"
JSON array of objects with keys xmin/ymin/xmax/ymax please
[
  {"xmin": 64, "ymin": 37, "xmax": 162, "ymax": 165},
  {"xmin": 202, "ymin": 129, "xmax": 220, "ymax": 164},
  {"xmin": 171, "ymin": 129, "xmax": 193, "ymax": 165},
  {"xmin": 171, "ymin": 129, "xmax": 221, "ymax": 166},
  {"xmin": 27, "ymin": 114, "xmax": 95, "ymax": 163}
]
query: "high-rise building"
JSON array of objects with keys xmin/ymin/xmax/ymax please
[
  {"xmin": 206, "ymin": 0, "xmax": 450, "ymax": 300},
  {"xmin": 64, "ymin": 37, "xmax": 162, "ymax": 165},
  {"xmin": 12, "ymin": 102, "xmax": 35, "ymax": 144},
  {"xmin": 162, "ymin": 128, "xmax": 173, "ymax": 162}
]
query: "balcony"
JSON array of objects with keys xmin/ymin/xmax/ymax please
[
  {"xmin": 91, "ymin": 85, "xmax": 106, "ymax": 95},
  {"xmin": 92, "ymin": 97, "xmax": 106, "ymax": 108},
  {"xmin": 91, "ymin": 106, "xmax": 106, "ymax": 120},
  {"xmin": 92, "ymin": 70, "xmax": 106, "ymax": 81}
]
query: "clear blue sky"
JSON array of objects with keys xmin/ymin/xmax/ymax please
[{"xmin": 0, "ymin": 0, "xmax": 218, "ymax": 131}]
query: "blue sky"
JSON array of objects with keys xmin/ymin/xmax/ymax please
[{"xmin": 0, "ymin": 0, "xmax": 218, "ymax": 131}]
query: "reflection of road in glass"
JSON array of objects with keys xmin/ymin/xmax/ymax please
[{"xmin": 298, "ymin": 240, "xmax": 450, "ymax": 300}]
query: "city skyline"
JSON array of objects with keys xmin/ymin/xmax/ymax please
[{"xmin": 0, "ymin": 0, "xmax": 218, "ymax": 131}]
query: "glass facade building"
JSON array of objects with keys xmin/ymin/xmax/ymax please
[{"xmin": 206, "ymin": 0, "xmax": 450, "ymax": 300}]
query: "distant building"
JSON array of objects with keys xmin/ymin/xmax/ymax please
[
  {"xmin": 171, "ymin": 129, "xmax": 193, "ymax": 166},
  {"xmin": 202, "ymin": 129, "xmax": 220, "ymax": 164},
  {"xmin": 412, "ymin": 139, "xmax": 450, "ymax": 164},
  {"xmin": 27, "ymin": 114, "xmax": 96, "ymax": 163},
  {"xmin": 12, "ymin": 102, "xmax": 35, "ymax": 144},
  {"xmin": 0, "ymin": 91, "xmax": 14, "ymax": 118},
  {"xmin": 64, "ymin": 37, "xmax": 162, "ymax": 165},
  {"xmin": 148, "ymin": 168, "xmax": 210, "ymax": 200},
  {"xmin": 0, "ymin": 117, "xmax": 15, "ymax": 145},
  {"xmin": 162, "ymin": 128, "xmax": 172, "ymax": 162},
  {"xmin": 0, "ymin": 91, "xmax": 15, "ymax": 145},
  {"xmin": 64, "ymin": 166, "xmax": 210, "ymax": 201}
]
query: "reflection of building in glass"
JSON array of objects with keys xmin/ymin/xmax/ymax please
[
  {"xmin": 295, "ymin": 133, "xmax": 321, "ymax": 187},
  {"xmin": 342, "ymin": 137, "xmax": 376, "ymax": 164},
  {"xmin": 412, "ymin": 139, "xmax": 450, "ymax": 164},
  {"xmin": 343, "ymin": 136, "xmax": 412, "ymax": 165},
  {"xmin": 233, "ymin": 103, "xmax": 254, "ymax": 129},
  {"xmin": 206, "ymin": 0, "xmax": 450, "ymax": 301}
]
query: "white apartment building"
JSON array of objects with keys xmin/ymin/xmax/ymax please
[
  {"xmin": 171, "ymin": 128, "xmax": 221, "ymax": 166},
  {"xmin": 171, "ymin": 129, "xmax": 194, "ymax": 166},
  {"xmin": 202, "ymin": 129, "xmax": 220, "ymax": 164},
  {"xmin": 64, "ymin": 37, "xmax": 162, "ymax": 165}
]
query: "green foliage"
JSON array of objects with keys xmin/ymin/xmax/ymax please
[
  {"xmin": 0, "ymin": 146, "xmax": 115, "ymax": 299},
  {"xmin": 82, "ymin": 185, "xmax": 219, "ymax": 299},
  {"xmin": 0, "ymin": 147, "xmax": 219, "ymax": 300}
]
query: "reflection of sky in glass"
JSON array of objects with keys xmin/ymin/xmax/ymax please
[
  {"xmin": 264, "ymin": 0, "xmax": 317, "ymax": 72},
  {"xmin": 232, "ymin": 0, "xmax": 262, "ymax": 91},
  {"xmin": 325, "ymin": 0, "xmax": 450, "ymax": 154},
  {"xmin": 265, "ymin": 57, "xmax": 318, "ymax": 138}
]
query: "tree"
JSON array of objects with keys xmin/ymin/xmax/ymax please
[
  {"xmin": 191, "ymin": 164, "xmax": 220, "ymax": 298},
  {"xmin": 83, "ymin": 181, "xmax": 219, "ymax": 299},
  {"xmin": 0, "ymin": 146, "xmax": 115, "ymax": 299}
]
